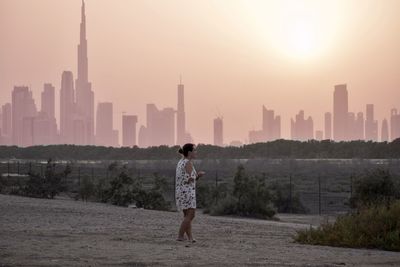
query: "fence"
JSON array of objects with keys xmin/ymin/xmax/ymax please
[{"xmin": 1, "ymin": 158, "xmax": 400, "ymax": 215}]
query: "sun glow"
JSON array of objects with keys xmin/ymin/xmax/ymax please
[{"xmin": 242, "ymin": 0, "xmax": 344, "ymax": 61}]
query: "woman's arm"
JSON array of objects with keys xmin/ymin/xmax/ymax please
[{"xmin": 184, "ymin": 161, "xmax": 196, "ymax": 184}]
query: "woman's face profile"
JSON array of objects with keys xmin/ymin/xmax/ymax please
[{"xmin": 188, "ymin": 146, "xmax": 197, "ymax": 159}]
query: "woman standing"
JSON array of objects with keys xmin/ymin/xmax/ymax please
[{"xmin": 175, "ymin": 143, "xmax": 205, "ymax": 242}]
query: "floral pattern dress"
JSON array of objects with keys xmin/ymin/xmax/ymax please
[{"xmin": 175, "ymin": 158, "xmax": 197, "ymax": 211}]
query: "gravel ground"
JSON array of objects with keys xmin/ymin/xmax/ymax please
[{"xmin": 0, "ymin": 194, "xmax": 399, "ymax": 267}]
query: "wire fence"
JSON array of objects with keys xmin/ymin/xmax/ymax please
[{"xmin": 1, "ymin": 159, "xmax": 400, "ymax": 215}]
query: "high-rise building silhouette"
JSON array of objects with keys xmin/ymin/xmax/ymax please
[
  {"xmin": 22, "ymin": 116, "xmax": 35, "ymax": 147},
  {"xmin": 333, "ymin": 84, "xmax": 348, "ymax": 141},
  {"xmin": 12, "ymin": 86, "xmax": 37, "ymax": 146},
  {"xmin": 324, "ymin": 112, "xmax": 332, "ymax": 140},
  {"xmin": 2, "ymin": 103, "xmax": 12, "ymax": 144},
  {"xmin": 122, "ymin": 115, "xmax": 138, "ymax": 147},
  {"xmin": 381, "ymin": 119, "xmax": 389, "ymax": 142},
  {"xmin": 33, "ymin": 111, "xmax": 58, "ymax": 145},
  {"xmin": 291, "ymin": 110, "xmax": 314, "ymax": 141},
  {"xmin": 75, "ymin": 0, "xmax": 94, "ymax": 145},
  {"xmin": 390, "ymin": 108, "xmax": 400, "ymax": 141},
  {"xmin": 40, "ymin": 83, "xmax": 58, "ymax": 144},
  {"xmin": 348, "ymin": 111, "xmax": 364, "ymax": 140},
  {"xmin": 262, "ymin": 106, "xmax": 281, "ymax": 141},
  {"xmin": 60, "ymin": 71, "xmax": 76, "ymax": 144},
  {"xmin": 143, "ymin": 104, "xmax": 175, "ymax": 146},
  {"xmin": 138, "ymin": 125, "xmax": 148, "ymax": 147},
  {"xmin": 96, "ymin": 102, "xmax": 114, "ymax": 146},
  {"xmin": 41, "ymin": 83, "xmax": 55, "ymax": 119},
  {"xmin": 365, "ymin": 104, "xmax": 378, "ymax": 141},
  {"xmin": 176, "ymin": 78, "xmax": 192, "ymax": 146},
  {"xmin": 213, "ymin": 117, "xmax": 223, "ymax": 146},
  {"xmin": 248, "ymin": 106, "xmax": 280, "ymax": 144},
  {"xmin": 355, "ymin": 112, "xmax": 364, "ymax": 140}
]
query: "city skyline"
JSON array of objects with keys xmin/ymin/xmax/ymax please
[{"xmin": 1, "ymin": 0, "xmax": 400, "ymax": 145}]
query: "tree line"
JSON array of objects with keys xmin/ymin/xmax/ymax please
[{"xmin": 1, "ymin": 138, "xmax": 400, "ymax": 160}]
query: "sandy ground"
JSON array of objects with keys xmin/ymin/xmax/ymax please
[{"xmin": 0, "ymin": 194, "xmax": 399, "ymax": 267}]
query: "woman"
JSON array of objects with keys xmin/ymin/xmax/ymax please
[{"xmin": 175, "ymin": 143, "xmax": 205, "ymax": 242}]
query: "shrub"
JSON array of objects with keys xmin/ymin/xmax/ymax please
[
  {"xmin": 23, "ymin": 159, "xmax": 71, "ymax": 199},
  {"xmin": 295, "ymin": 200, "xmax": 400, "ymax": 251},
  {"xmin": 209, "ymin": 165, "xmax": 276, "ymax": 219},
  {"xmin": 269, "ymin": 182, "xmax": 308, "ymax": 214},
  {"xmin": 77, "ymin": 176, "xmax": 95, "ymax": 201},
  {"xmin": 350, "ymin": 168, "xmax": 400, "ymax": 209}
]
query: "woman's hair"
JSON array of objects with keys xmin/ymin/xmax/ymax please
[{"xmin": 178, "ymin": 143, "xmax": 195, "ymax": 157}]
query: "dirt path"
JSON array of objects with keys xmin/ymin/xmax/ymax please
[{"xmin": 0, "ymin": 194, "xmax": 399, "ymax": 266}]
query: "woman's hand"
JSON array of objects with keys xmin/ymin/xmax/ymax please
[{"xmin": 196, "ymin": 171, "xmax": 206, "ymax": 180}]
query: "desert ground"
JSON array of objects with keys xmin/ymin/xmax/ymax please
[{"xmin": 0, "ymin": 194, "xmax": 399, "ymax": 267}]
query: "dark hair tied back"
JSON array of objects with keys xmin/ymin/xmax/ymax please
[{"xmin": 178, "ymin": 143, "xmax": 195, "ymax": 157}]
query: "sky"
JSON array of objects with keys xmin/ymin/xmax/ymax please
[{"xmin": 1, "ymin": 0, "xmax": 399, "ymax": 144}]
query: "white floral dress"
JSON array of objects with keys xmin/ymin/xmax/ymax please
[{"xmin": 175, "ymin": 158, "xmax": 197, "ymax": 211}]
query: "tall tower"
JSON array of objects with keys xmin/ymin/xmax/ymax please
[
  {"xmin": 333, "ymin": 84, "xmax": 348, "ymax": 141},
  {"xmin": 12, "ymin": 86, "xmax": 37, "ymax": 146},
  {"xmin": 324, "ymin": 112, "xmax": 332, "ymax": 140},
  {"xmin": 213, "ymin": 117, "xmax": 223, "ymax": 146},
  {"xmin": 381, "ymin": 119, "xmax": 389, "ymax": 142},
  {"xmin": 60, "ymin": 71, "xmax": 75, "ymax": 144},
  {"xmin": 122, "ymin": 115, "xmax": 138, "ymax": 147},
  {"xmin": 176, "ymin": 76, "xmax": 186, "ymax": 146},
  {"xmin": 75, "ymin": 0, "xmax": 94, "ymax": 145},
  {"xmin": 365, "ymin": 104, "xmax": 378, "ymax": 141}
]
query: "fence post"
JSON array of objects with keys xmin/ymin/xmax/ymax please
[
  {"xmin": 78, "ymin": 167, "xmax": 81, "ymax": 186},
  {"xmin": 289, "ymin": 174, "xmax": 292, "ymax": 214},
  {"xmin": 17, "ymin": 161, "xmax": 20, "ymax": 175},
  {"xmin": 41, "ymin": 164, "xmax": 43, "ymax": 177},
  {"xmin": 318, "ymin": 174, "xmax": 321, "ymax": 215},
  {"xmin": 29, "ymin": 162, "xmax": 32, "ymax": 174},
  {"xmin": 350, "ymin": 174, "xmax": 353, "ymax": 198},
  {"xmin": 215, "ymin": 170, "xmax": 219, "ymax": 205},
  {"xmin": 7, "ymin": 161, "xmax": 10, "ymax": 177}
]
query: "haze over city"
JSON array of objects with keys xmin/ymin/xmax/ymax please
[{"xmin": 1, "ymin": 0, "xmax": 400, "ymax": 146}]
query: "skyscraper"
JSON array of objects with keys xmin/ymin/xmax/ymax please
[
  {"xmin": 41, "ymin": 83, "xmax": 55, "ymax": 119},
  {"xmin": 96, "ymin": 102, "xmax": 113, "ymax": 146},
  {"xmin": 213, "ymin": 117, "xmax": 223, "ymax": 146},
  {"xmin": 2, "ymin": 103, "xmax": 12, "ymax": 143},
  {"xmin": 12, "ymin": 86, "xmax": 37, "ymax": 146},
  {"xmin": 355, "ymin": 112, "xmax": 364, "ymax": 140},
  {"xmin": 176, "ymin": 78, "xmax": 185, "ymax": 145},
  {"xmin": 60, "ymin": 71, "xmax": 75, "ymax": 144},
  {"xmin": 365, "ymin": 104, "xmax": 378, "ymax": 141},
  {"xmin": 41, "ymin": 83, "xmax": 57, "ymax": 144},
  {"xmin": 146, "ymin": 104, "xmax": 175, "ymax": 146},
  {"xmin": 390, "ymin": 108, "xmax": 400, "ymax": 141},
  {"xmin": 324, "ymin": 112, "xmax": 332, "ymax": 140},
  {"xmin": 262, "ymin": 106, "xmax": 281, "ymax": 141},
  {"xmin": 290, "ymin": 110, "xmax": 314, "ymax": 141},
  {"xmin": 381, "ymin": 119, "xmax": 389, "ymax": 142},
  {"xmin": 122, "ymin": 115, "xmax": 138, "ymax": 147},
  {"xmin": 333, "ymin": 84, "xmax": 348, "ymax": 141},
  {"xmin": 75, "ymin": 0, "xmax": 94, "ymax": 145}
]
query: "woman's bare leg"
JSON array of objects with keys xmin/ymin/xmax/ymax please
[
  {"xmin": 186, "ymin": 208, "xmax": 195, "ymax": 241},
  {"xmin": 178, "ymin": 210, "xmax": 188, "ymax": 240}
]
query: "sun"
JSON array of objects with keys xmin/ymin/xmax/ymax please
[
  {"xmin": 283, "ymin": 20, "xmax": 318, "ymax": 59},
  {"xmin": 241, "ymin": 0, "xmax": 343, "ymax": 62}
]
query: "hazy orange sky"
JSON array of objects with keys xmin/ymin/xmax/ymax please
[{"xmin": 1, "ymin": 0, "xmax": 400, "ymax": 144}]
